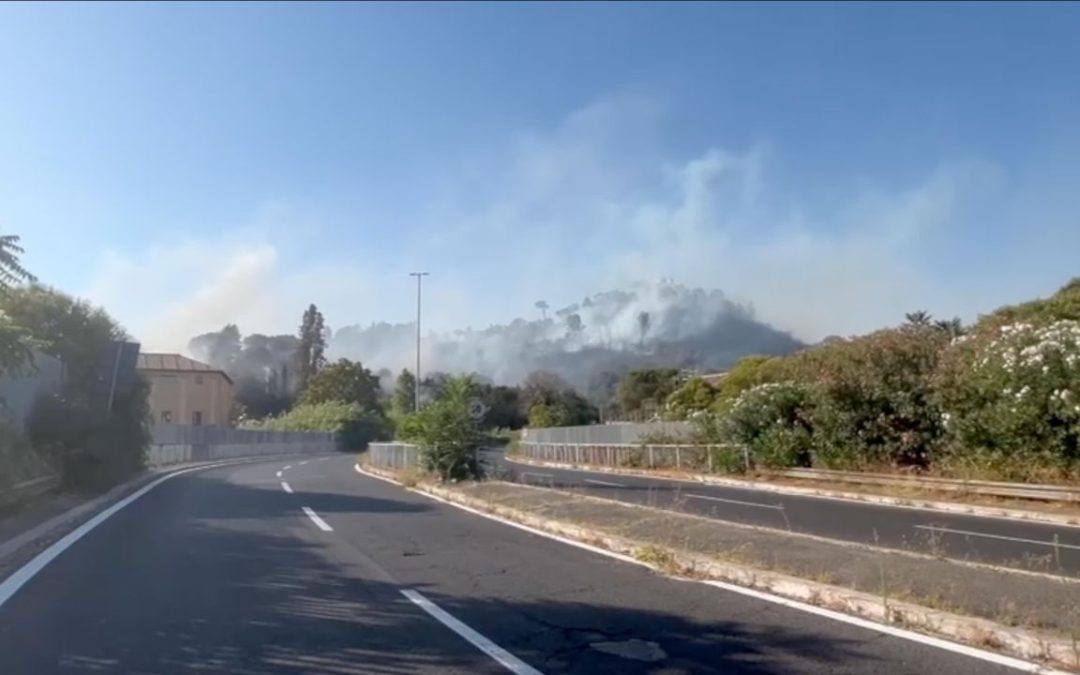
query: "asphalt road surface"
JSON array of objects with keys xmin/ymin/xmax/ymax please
[
  {"xmin": 487, "ymin": 450, "xmax": 1080, "ymax": 575},
  {"xmin": 0, "ymin": 454, "xmax": 1038, "ymax": 674}
]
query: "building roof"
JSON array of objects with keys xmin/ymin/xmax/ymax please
[{"xmin": 137, "ymin": 353, "xmax": 233, "ymax": 384}]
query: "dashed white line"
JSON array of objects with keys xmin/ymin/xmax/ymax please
[
  {"xmin": 583, "ymin": 478, "xmax": 624, "ymax": 488},
  {"xmin": 401, "ymin": 589, "xmax": 542, "ymax": 675},
  {"xmin": 281, "ymin": 482, "xmax": 293, "ymax": 494},
  {"xmin": 283, "ymin": 465, "xmax": 293, "ymax": 471},
  {"xmin": 299, "ymin": 460, "xmax": 309, "ymax": 466},
  {"xmin": 914, "ymin": 525, "xmax": 1080, "ymax": 551},
  {"xmin": 301, "ymin": 506, "xmax": 333, "ymax": 531},
  {"xmin": 686, "ymin": 493, "xmax": 784, "ymax": 510},
  {"xmin": 276, "ymin": 470, "xmax": 282, "ymax": 478}
]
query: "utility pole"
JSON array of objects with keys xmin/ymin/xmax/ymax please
[{"xmin": 409, "ymin": 272, "xmax": 429, "ymax": 411}]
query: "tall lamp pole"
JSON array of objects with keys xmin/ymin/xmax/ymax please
[{"xmin": 409, "ymin": 272, "xmax": 429, "ymax": 411}]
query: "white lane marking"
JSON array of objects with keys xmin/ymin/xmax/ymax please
[
  {"xmin": 0, "ymin": 458, "xmax": 274, "ymax": 609},
  {"xmin": 583, "ymin": 478, "xmax": 624, "ymax": 487},
  {"xmin": 401, "ymin": 589, "xmax": 542, "ymax": 675},
  {"xmin": 281, "ymin": 482, "xmax": 293, "ymax": 494},
  {"xmin": 914, "ymin": 525, "xmax": 1080, "ymax": 551},
  {"xmin": 686, "ymin": 493, "xmax": 784, "ymax": 510},
  {"xmin": 301, "ymin": 506, "xmax": 333, "ymax": 532},
  {"xmin": 519, "ymin": 472, "xmax": 553, "ymax": 481},
  {"xmin": 276, "ymin": 470, "xmax": 282, "ymax": 478},
  {"xmin": 283, "ymin": 465, "xmax": 293, "ymax": 471},
  {"xmin": 354, "ymin": 465, "xmax": 1063, "ymax": 675},
  {"xmin": 299, "ymin": 460, "xmax": 309, "ymax": 466}
]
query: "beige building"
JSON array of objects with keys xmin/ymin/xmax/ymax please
[{"xmin": 137, "ymin": 353, "xmax": 233, "ymax": 427}]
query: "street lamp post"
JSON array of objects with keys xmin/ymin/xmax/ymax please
[{"xmin": 409, "ymin": 272, "xmax": 429, "ymax": 411}]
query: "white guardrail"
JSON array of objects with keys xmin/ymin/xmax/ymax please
[
  {"xmin": 517, "ymin": 441, "xmax": 747, "ymax": 472},
  {"xmin": 515, "ymin": 442, "xmax": 1080, "ymax": 503},
  {"xmin": 366, "ymin": 443, "xmax": 421, "ymax": 471},
  {"xmin": 146, "ymin": 425, "xmax": 337, "ymax": 468}
]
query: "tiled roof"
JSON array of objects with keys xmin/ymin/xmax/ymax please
[{"xmin": 137, "ymin": 353, "xmax": 232, "ymax": 383}]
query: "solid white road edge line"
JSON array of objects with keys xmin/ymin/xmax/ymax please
[
  {"xmin": 914, "ymin": 525, "xmax": 1080, "ymax": 551},
  {"xmin": 583, "ymin": 478, "xmax": 624, "ymax": 487},
  {"xmin": 353, "ymin": 464, "xmax": 1068, "ymax": 675},
  {"xmin": 282, "ymin": 482, "xmax": 293, "ymax": 494},
  {"xmin": 301, "ymin": 506, "xmax": 333, "ymax": 532},
  {"xmin": 0, "ymin": 458, "xmax": 269, "ymax": 609},
  {"xmin": 685, "ymin": 493, "xmax": 784, "ymax": 510},
  {"xmin": 401, "ymin": 589, "xmax": 543, "ymax": 675}
]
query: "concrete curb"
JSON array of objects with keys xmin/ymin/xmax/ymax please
[
  {"xmin": 360, "ymin": 464, "xmax": 1078, "ymax": 673},
  {"xmin": 505, "ymin": 455, "xmax": 1080, "ymax": 529}
]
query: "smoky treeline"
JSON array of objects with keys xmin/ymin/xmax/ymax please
[{"xmin": 188, "ymin": 281, "xmax": 803, "ymax": 411}]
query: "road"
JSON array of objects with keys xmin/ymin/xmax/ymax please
[
  {"xmin": 0, "ymin": 454, "xmax": 1040, "ymax": 674},
  {"xmin": 488, "ymin": 450, "xmax": 1080, "ymax": 575}
]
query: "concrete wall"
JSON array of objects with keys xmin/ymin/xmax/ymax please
[
  {"xmin": 143, "ymin": 370, "xmax": 232, "ymax": 427},
  {"xmin": 147, "ymin": 424, "xmax": 337, "ymax": 468},
  {"xmin": 521, "ymin": 421, "xmax": 693, "ymax": 445},
  {"xmin": 0, "ymin": 351, "xmax": 63, "ymax": 430}
]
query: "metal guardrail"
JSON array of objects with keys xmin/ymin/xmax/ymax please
[
  {"xmin": 517, "ymin": 441, "xmax": 747, "ymax": 472},
  {"xmin": 367, "ymin": 443, "xmax": 421, "ymax": 471},
  {"xmin": 779, "ymin": 468, "xmax": 1080, "ymax": 503},
  {"xmin": 516, "ymin": 442, "xmax": 1080, "ymax": 504}
]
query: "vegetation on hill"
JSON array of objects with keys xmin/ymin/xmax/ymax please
[{"xmin": 664, "ymin": 278, "xmax": 1080, "ymax": 482}]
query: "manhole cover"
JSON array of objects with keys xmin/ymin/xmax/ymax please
[{"xmin": 589, "ymin": 639, "xmax": 666, "ymax": 662}]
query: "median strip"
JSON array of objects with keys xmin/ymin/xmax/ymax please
[{"xmin": 357, "ymin": 463, "xmax": 1080, "ymax": 673}]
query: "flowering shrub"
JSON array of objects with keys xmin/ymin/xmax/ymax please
[
  {"xmin": 806, "ymin": 327, "xmax": 949, "ymax": 469},
  {"xmin": 720, "ymin": 382, "xmax": 814, "ymax": 468},
  {"xmin": 934, "ymin": 320, "xmax": 1080, "ymax": 479}
]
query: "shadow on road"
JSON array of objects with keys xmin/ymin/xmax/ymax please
[{"xmin": 0, "ymin": 464, "xmax": 893, "ymax": 675}]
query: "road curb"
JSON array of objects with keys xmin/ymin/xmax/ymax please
[
  {"xmin": 505, "ymin": 455, "xmax": 1080, "ymax": 529},
  {"xmin": 358, "ymin": 463, "xmax": 1078, "ymax": 674}
]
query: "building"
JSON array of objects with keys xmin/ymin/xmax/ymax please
[{"xmin": 137, "ymin": 353, "xmax": 233, "ymax": 426}]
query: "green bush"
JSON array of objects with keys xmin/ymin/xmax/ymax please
[
  {"xmin": 253, "ymin": 401, "xmax": 392, "ymax": 452},
  {"xmin": 933, "ymin": 320, "xmax": 1080, "ymax": 480},
  {"xmin": 664, "ymin": 377, "xmax": 719, "ymax": 420},
  {"xmin": 805, "ymin": 327, "xmax": 948, "ymax": 469},
  {"xmin": 398, "ymin": 375, "xmax": 483, "ymax": 481},
  {"xmin": 719, "ymin": 382, "xmax": 814, "ymax": 469},
  {"xmin": 27, "ymin": 377, "xmax": 151, "ymax": 491}
]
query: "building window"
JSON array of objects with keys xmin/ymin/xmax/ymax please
[
  {"xmin": 195, "ymin": 374, "xmax": 204, "ymax": 385},
  {"xmin": 192, "ymin": 411, "xmax": 203, "ymax": 426},
  {"xmin": 161, "ymin": 411, "xmax": 172, "ymax": 424}
]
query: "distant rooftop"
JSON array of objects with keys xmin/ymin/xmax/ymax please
[{"xmin": 137, "ymin": 353, "xmax": 232, "ymax": 384}]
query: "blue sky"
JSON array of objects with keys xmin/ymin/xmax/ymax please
[{"xmin": 2, "ymin": 2, "xmax": 1079, "ymax": 350}]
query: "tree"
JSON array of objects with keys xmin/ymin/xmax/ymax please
[
  {"xmin": 188, "ymin": 324, "xmax": 241, "ymax": 369},
  {"xmin": 478, "ymin": 384, "xmax": 527, "ymax": 429},
  {"xmin": 934, "ymin": 317, "xmax": 964, "ymax": 338},
  {"xmin": 616, "ymin": 368, "xmax": 681, "ymax": 420},
  {"xmin": 4, "ymin": 285, "xmax": 149, "ymax": 489},
  {"xmin": 399, "ymin": 375, "xmax": 483, "ymax": 480},
  {"xmin": 0, "ymin": 233, "xmax": 36, "ymax": 292},
  {"xmin": 637, "ymin": 311, "xmax": 651, "ymax": 346},
  {"xmin": 904, "ymin": 310, "xmax": 933, "ymax": 327},
  {"xmin": 297, "ymin": 304, "xmax": 327, "ymax": 389},
  {"xmin": 393, "ymin": 369, "xmax": 417, "ymax": 416},
  {"xmin": 298, "ymin": 358, "xmax": 382, "ymax": 410},
  {"xmin": 566, "ymin": 313, "xmax": 584, "ymax": 334},
  {"xmin": 534, "ymin": 300, "xmax": 549, "ymax": 320}
]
